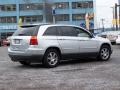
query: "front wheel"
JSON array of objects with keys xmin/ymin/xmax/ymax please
[
  {"xmin": 43, "ymin": 49, "xmax": 60, "ymax": 68},
  {"xmin": 97, "ymin": 45, "xmax": 111, "ymax": 61}
]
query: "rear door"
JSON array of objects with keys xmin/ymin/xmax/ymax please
[
  {"xmin": 57, "ymin": 26, "xmax": 80, "ymax": 55},
  {"xmin": 10, "ymin": 25, "xmax": 39, "ymax": 51}
]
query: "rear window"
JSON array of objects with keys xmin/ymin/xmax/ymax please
[{"xmin": 13, "ymin": 25, "xmax": 40, "ymax": 36}]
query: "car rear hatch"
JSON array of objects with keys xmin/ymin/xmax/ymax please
[{"xmin": 10, "ymin": 25, "xmax": 40, "ymax": 51}]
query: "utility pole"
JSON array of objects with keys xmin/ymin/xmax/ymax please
[
  {"xmin": 111, "ymin": 7, "xmax": 115, "ymax": 30},
  {"xmin": 119, "ymin": 3, "xmax": 120, "ymax": 29},
  {"xmin": 101, "ymin": 19, "xmax": 105, "ymax": 32},
  {"xmin": 115, "ymin": 3, "xmax": 118, "ymax": 30}
]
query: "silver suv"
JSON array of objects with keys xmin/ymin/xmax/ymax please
[{"xmin": 8, "ymin": 24, "xmax": 112, "ymax": 67}]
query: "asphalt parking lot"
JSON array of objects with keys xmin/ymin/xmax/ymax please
[{"xmin": 0, "ymin": 45, "xmax": 120, "ymax": 90}]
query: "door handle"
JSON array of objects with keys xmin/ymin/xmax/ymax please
[
  {"xmin": 78, "ymin": 40, "xmax": 85, "ymax": 41},
  {"xmin": 58, "ymin": 39, "xmax": 65, "ymax": 40}
]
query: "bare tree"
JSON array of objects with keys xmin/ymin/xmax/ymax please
[
  {"xmin": 43, "ymin": 0, "xmax": 53, "ymax": 23},
  {"xmin": 22, "ymin": 0, "xmax": 53, "ymax": 23}
]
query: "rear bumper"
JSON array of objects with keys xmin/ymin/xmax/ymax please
[
  {"xmin": 8, "ymin": 48, "xmax": 44, "ymax": 62},
  {"xmin": 8, "ymin": 54, "xmax": 44, "ymax": 63}
]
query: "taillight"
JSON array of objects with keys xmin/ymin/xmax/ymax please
[{"xmin": 30, "ymin": 36, "xmax": 38, "ymax": 45}]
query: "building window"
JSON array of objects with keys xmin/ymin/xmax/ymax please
[
  {"xmin": 56, "ymin": 14, "xmax": 69, "ymax": 21},
  {"xmin": 72, "ymin": 1, "xmax": 93, "ymax": 9},
  {"xmin": 54, "ymin": 2, "xmax": 69, "ymax": 9},
  {"xmin": 20, "ymin": 15, "xmax": 43, "ymax": 23},
  {"xmin": 72, "ymin": 14, "xmax": 85, "ymax": 21},
  {"xmin": 19, "ymin": 3, "xmax": 43, "ymax": 11},
  {"xmin": 0, "ymin": 4, "xmax": 16, "ymax": 11},
  {"xmin": 0, "ymin": 16, "xmax": 17, "ymax": 23}
]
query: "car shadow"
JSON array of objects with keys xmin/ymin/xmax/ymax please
[
  {"xmin": 60, "ymin": 58, "xmax": 103, "ymax": 66},
  {"xmin": 14, "ymin": 58, "xmax": 106, "ymax": 69},
  {"xmin": 15, "ymin": 63, "xmax": 44, "ymax": 69}
]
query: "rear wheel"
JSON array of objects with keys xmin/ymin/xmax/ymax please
[
  {"xmin": 43, "ymin": 49, "xmax": 60, "ymax": 68},
  {"xmin": 19, "ymin": 61, "xmax": 31, "ymax": 66},
  {"xmin": 0, "ymin": 41, "xmax": 1, "ymax": 46},
  {"xmin": 97, "ymin": 45, "xmax": 111, "ymax": 61}
]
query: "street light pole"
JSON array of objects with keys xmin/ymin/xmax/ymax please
[
  {"xmin": 53, "ymin": 14, "xmax": 55, "ymax": 24},
  {"xmin": 101, "ymin": 19, "xmax": 105, "ymax": 32},
  {"xmin": 52, "ymin": 5, "xmax": 56, "ymax": 24}
]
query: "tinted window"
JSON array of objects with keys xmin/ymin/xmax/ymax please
[
  {"xmin": 13, "ymin": 25, "xmax": 39, "ymax": 36},
  {"xmin": 58, "ymin": 26, "xmax": 78, "ymax": 36},
  {"xmin": 43, "ymin": 27, "xmax": 57, "ymax": 36}
]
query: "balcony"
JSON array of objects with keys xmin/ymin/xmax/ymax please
[
  {"xmin": 19, "ymin": 10, "xmax": 43, "ymax": 16},
  {"xmin": 0, "ymin": 11, "xmax": 17, "ymax": 17},
  {"xmin": 71, "ymin": 8, "xmax": 94, "ymax": 14}
]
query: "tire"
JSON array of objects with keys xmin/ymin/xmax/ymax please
[
  {"xmin": 97, "ymin": 45, "xmax": 111, "ymax": 61},
  {"xmin": 0, "ymin": 41, "xmax": 1, "ymax": 47},
  {"xmin": 43, "ymin": 49, "xmax": 60, "ymax": 68},
  {"xmin": 19, "ymin": 61, "xmax": 31, "ymax": 66}
]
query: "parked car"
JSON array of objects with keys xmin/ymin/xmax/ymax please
[
  {"xmin": 96, "ymin": 32, "xmax": 108, "ymax": 38},
  {"xmin": 96, "ymin": 31, "xmax": 120, "ymax": 44},
  {"xmin": 8, "ymin": 24, "xmax": 113, "ymax": 68},
  {"xmin": 116, "ymin": 34, "xmax": 120, "ymax": 44},
  {"xmin": 2, "ymin": 37, "xmax": 11, "ymax": 46}
]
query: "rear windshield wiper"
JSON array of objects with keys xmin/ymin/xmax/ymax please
[{"xmin": 18, "ymin": 34, "xmax": 25, "ymax": 36}]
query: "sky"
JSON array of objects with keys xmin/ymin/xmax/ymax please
[{"xmin": 95, "ymin": 0, "xmax": 118, "ymax": 28}]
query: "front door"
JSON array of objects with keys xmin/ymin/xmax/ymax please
[{"xmin": 74, "ymin": 27, "xmax": 99, "ymax": 55}]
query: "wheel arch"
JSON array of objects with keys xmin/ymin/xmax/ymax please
[
  {"xmin": 100, "ymin": 43, "xmax": 112, "ymax": 53},
  {"xmin": 45, "ymin": 46, "xmax": 61, "ymax": 59}
]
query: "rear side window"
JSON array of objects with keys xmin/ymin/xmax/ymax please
[
  {"xmin": 13, "ymin": 25, "xmax": 40, "ymax": 36},
  {"xmin": 58, "ymin": 26, "xmax": 78, "ymax": 36},
  {"xmin": 43, "ymin": 26, "xmax": 58, "ymax": 36}
]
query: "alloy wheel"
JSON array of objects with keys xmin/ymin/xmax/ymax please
[
  {"xmin": 47, "ymin": 52, "xmax": 58, "ymax": 66},
  {"xmin": 100, "ymin": 47, "xmax": 110, "ymax": 60}
]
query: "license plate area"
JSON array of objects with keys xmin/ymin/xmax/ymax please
[
  {"xmin": 14, "ymin": 39, "xmax": 21, "ymax": 44},
  {"xmin": 11, "ymin": 45, "xmax": 20, "ymax": 51}
]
